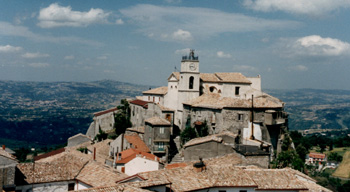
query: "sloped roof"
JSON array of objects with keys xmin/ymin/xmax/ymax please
[
  {"xmin": 75, "ymin": 185, "xmax": 151, "ymax": 192},
  {"xmin": 200, "ymin": 73, "xmax": 251, "ymax": 84},
  {"xmin": 116, "ymin": 148, "xmax": 159, "ymax": 164},
  {"xmin": 145, "ymin": 116, "xmax": 171, "ymax": 126},
  {"xmin": 142, "ymin": 87, "xmax": 168, "ymax": 95},
  {"xmin": 309, "ymin": 152, "xmax": 326, "ymax": 159},
  {"xmin": 168, "ymin": 72, "xmax": 180, "ymax": 81},
  {"xmin": 94, "ymin": 107, "xmax": 119, "ymax": 117},
  {"xmin": 183, "ymin": 131, "xmax": 237, "ymax": 148},
  {"xmin": 34, "ymin": 148, "xmax": 65, "ymax": 161},
  {"xmin": 68, "ymin": 133, "xmax": 91, "ymax": 141},
  {"xmin": 87, "ymin": 139, "xmax": 113, "ymax": 164},
  {"xmin": 130, "ymin": 99, "xmax": 149, "ymax": 108},
  {"xmin": 125, "ymin": 133, "xmax": 150, "ymax": 153},
  {"xmin": 76, "ymin": 161, "xmax": 128, "ymax": 187},
  {"xmin": 157, "ymin": 103, "xmax": 175, "ymax": 111},
  {"xmin": 17, "ymin": 152, "xmax": 90, "ymax": 184},
  {"xmin": 126, "ymin": 126, "xmax": 145, "ymax": 134},
  {"xmin": 184, "ymin": 93, "xmax": 283, "ymax": 109},
  {"xmin": 0, "ymin": 148, "xmax": 17, "ymax": 161},
  {"xmin": 245, "ymin": 168, "xmax": 308, "ymax": 190}
]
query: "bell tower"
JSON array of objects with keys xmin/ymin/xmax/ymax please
[{"xmin": 178, "ymin": 49, "xmax": 200, "ymax": 110}]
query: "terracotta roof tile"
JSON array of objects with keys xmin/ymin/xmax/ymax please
[
  {"xmin": 0, "ymin": 148, "xmax": 17, "ymax": 161},
  {"xmin": 126, "ymin": 127, "xmax": 145, "ymax": 134},
  {"xmin": 76, "ymin": 185, "xmax": 151, "ymax": 192},
  {"xmin": 309, "ymin": 152, "xmax": 326, "ymax": 159},
  {"xmin": 183, "ymin": 131, "xmax": 237, "ymax": 148},
  {"xmin": 145, "ymin": 116, "xmax": 171, "ymax": 126},
  {"xmin": 116, "ymin": 148, "xmax": 159, "ymax": 164},
  {"xmin": 142, "ymin": 87, "xmax": 168, "ymax": 95},
  {"xmin": 87, "ymin": 139, "xmax": 113, "ymax": 164},
  {"xmin": 130, "ymin": 100, "xmax": 149, "ymax": 108},
  {"xmin": 34, "ymin": 148, "xmax": 65, "ymax": 161},
  {"xmin": 94, "ymin": 107, "xmax": 119, "ymax": 117},
  {"xmin": 17, "ymin": 152, "xmax": 89, "ymax": 184},
  {"xmin": 76, "ymin": 161, "xmax": 128, "ymax": 187},
  {"xmin": 184, "ymin": 93, "xmax": 283, "ymax": 109},
  {"xmin": 215, "ymin": 72, "xmax": 252, "ymax": 84},
  {"xmin": 124, "ymin": 133, "xmax": 150, "ymax": 153},
  {"xmin": 200, "ymin": 73, "xmax": 251, "ymax": 84}
]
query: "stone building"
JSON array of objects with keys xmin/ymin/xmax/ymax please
[
  {"xmin": 0, "ymin": 146, "xmax": 18, "ymax": 191},
  {"xmin": 129, "ymin": 50, "xmax": 288, "ymax": 155}
]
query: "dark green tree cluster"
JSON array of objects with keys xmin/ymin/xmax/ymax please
[
  {"xmin": 180, "ymin": 125, "xmax": 197, "ymax": 144},
  {"xmin": 273, "ymin": 134, "xmax": 305, "ymax": 172},
  {"xmin": 114, "ymin": 99, "xmax": 132, "ymax": 135},
  {"xmin": 180, "ymin": 117, "xmax": 209, "ymax": 145},
  {"xmin": 95, "ymin": 128, "xmax": 108, "ymax": 141},
  {"xmin": 327, "ymin": 152, "xmax": 343, "ymax": 162}
]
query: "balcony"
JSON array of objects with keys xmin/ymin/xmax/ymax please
[{"xmin": 265, "ymin": 111, "xmax": 287, "ymax": 125}]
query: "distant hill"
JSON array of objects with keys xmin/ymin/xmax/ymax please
[
  {"xmin": 266, "ymin": 89, "xmax": 350, "ymax": 131},
  {"xmin": 1, "ymin": 80, "xmax": 350, "ymax": 149},
  {"xmin": 0, "ymin": 80, "xmax": 149, "ymax": 149}
]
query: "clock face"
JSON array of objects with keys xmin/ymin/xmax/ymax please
[{"xmin": 189, "ymin": 63, "xmax": 196, "ymax": 71}]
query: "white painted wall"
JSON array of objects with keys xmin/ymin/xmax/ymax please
[
  {"xmin": 124, "ymin": 156, "xmax": 159, "ymax": 176},
  {"xmin": 243, "ymin": 122, "xmax": 262, "ymax": 141},
  {"xmin": 75, "ymin": 181, "xmax": 91, "ymax": 191}
]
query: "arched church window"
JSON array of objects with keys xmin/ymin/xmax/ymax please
[{"xmin": 189, "ymin": 76, "xmax": 194, "ymax": 89}]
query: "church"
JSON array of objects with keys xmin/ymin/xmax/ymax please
[{"xmin": 129, "ymin": 50, "xmax": 288, "ymax": 158}]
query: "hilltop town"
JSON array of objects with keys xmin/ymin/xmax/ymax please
[{"xmin": 0, "ymin": 51, "xmax": 333, "ymax": 192}]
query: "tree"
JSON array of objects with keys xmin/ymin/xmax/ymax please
[
  {"xmin": 114, "ymin": 99, "xmax": 132, "ymax": 135},
  {"xmin": 296, "ymin": 144, "xmax": 308, "ymax": 160},
  {"xmin": 180, "ymin": 125, "xmax": 197, "ymax": 145},
  {"xmin": 195, "ymin": 120, "xmax": 209, "ymax": 137}
]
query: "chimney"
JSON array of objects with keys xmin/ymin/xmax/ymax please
[
  {"xmin": 193, "ymin": 158, "xmax": 206, "ymax": 172},
  {"xmin": 93, "ymin": 147, "xmax": 96, "ymax": 161},
  {"xmin": 2, "ymin": 145, "xmax": 5, "ymax": 150}
]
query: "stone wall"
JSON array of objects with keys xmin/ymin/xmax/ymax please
[
  {"xmin": 0, "ymin": 156, "xmax": 17, "ymax": 190},
  {"xmin": 184, "ymin": 141, "xmax": 235, "ymax": 161}
]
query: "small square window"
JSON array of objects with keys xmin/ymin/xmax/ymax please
[
  {"xmin": 238, "ymin": 114, "xmax": 243, "ymax": 121},
  {"xmin": 160, "ymin": 127, "xmax": 165, "ymax": 134},
  {"xmin": 235, "ymin": 86, "xmax": 240, "ymax": 95}
]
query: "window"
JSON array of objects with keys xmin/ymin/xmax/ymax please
[
  {"xmin": 239, "ymin": 190, "xmax": 247, "ymax": 192},
  {"xmin": 238, "ymin": 114, "xmax": 243, "ymax": 121},
  {"xmin": 148, "ymin": 137, "xmax": 152, "ymax": 145},
  {"xmin": 148, "ymin": 96, "xmax": 150, "ymax": 101},
  {"xmin": 68, "ymin": 183, "xmax": 75, "ymax": 191},
  {"xmin": 218, "ymin": 190, "xmax": 226, "ymax": 192},
  {"xmin": 189, "ymin": 76, "xmax": 194, "ymax": 89},
  {"xmin": 158, "ymin": 142, "xmax": 164, "ymax": 149},
  {"xmin": 235, "ymin": 86, "xmax": 240, "ymax": 95},
  {"xmin": 160, "ymin": 127, "xmax": 164, "ymax": 134}
]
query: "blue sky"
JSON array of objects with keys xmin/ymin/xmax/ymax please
[{"xmin": 1, "ymin": 0, "xmax": 350, "ymax": 90}]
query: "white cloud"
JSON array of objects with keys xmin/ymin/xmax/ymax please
[
  {"xmin": 38, "ymin": 3, "xmax": 111, "ymax": 28},
  {"xmin": 120, "ymin": 4, "xmax": 299, "ymax": 42},
  {"xmin": 243, "ymin": 0, "xmax": 350, "ymax": 16},
  {"xmin": 233, "ymin": 65, "xmax": 256, "ymax": 71},
  {"xmin": 28, "ymin": 62, "xmax": 50, "ymax": 68},
  {"xmin": 172, "ymin": 29, "xmax": 192, "ymax": 41},
  {"xmin": 0, "ymin": 21, "xmax": 103, "ymax": 46},
  {"xmin": 289, "ymin": 65, "xmax": 308, "ymax": 71},
  {"xmin": 64, "ymin": 55, "xmax": 75, "ymax": 60},
  {"xmin": 0, "ymin": 45, "xmax": 22, "ymax": 53},
  {"xmin": 22, "ymin": 52, "xmax": 50, "ymax": 59},
  {"xmin": 282, "ymin": 35, "xmax": 350, "ymax": 57},
  {"xmin": 217, "ymin": 51, "xmax": 232, "ymax": 58},
  {"xmin": 116, "ymin": 19, "xmax": 124, "ymax": 25}
]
